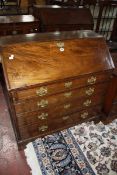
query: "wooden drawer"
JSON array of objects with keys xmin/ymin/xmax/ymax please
[
  {"xmin": 14, "ymin": 89, "xmax": 105, "ymax": 114},
  {"xmin": 70, "ymin": 106, "xmax": 101, "ymax": 123},
  {"xmin": 17, "ymin": 110, "xmax": 48, "ymax": 127},
  {"xmin": 12, "ymin": 72, "xmax": 111, "ymax": 102},
  {"xmin": 19, "ymin": 116, "xmax": 72, "ymax": 140},
  {"xmin": 18, "ymin": 106, "xmax": 101, "ymax": 140},
  {"xmin": 16, "ymin": 94, "xmax": 104, "ymax": 127},
  {"xmin": 17, "ymin": 103, "xmax": 102, "ymax": 127},
  {"xmin": 49, "ymin": 106, "xmax": 102, "ymax": 129}
]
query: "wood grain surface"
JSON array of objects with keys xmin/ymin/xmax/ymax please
[{"xmin": 1, "ymin": 38, "xmax": 114, "ymax": 90}]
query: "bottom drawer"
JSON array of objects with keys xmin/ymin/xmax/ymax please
[{"xmin": 18, "ymin": 106, "xmax": 101, "ymax": 140}]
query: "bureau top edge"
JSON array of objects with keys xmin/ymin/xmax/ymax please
[{"xmin": 0, "ymin": 30, "xmax": 102, "ymax": 46}]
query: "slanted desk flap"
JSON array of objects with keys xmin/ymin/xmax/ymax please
[{"xmin": 1, "ymin": 37, "xmax": 114, "ymax": 90}]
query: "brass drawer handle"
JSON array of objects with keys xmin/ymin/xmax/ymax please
[
  {"xmin": 57, "ymin": 42, "xmax": 64, "ymax": 48},
  {"xmin": 85, "ymin": 88, "xmax": 95, "ymax": 96},
  {"xmin": 39, "ymin": 125, "xmax": 48, "ymax": 132},
  {"xmin": 36, "ymin": 87, "xmax": 48, "ymax": 96},
  {"xmin": 38, "ymin": 113, "xmax": 48, "ymax": 120},
  {"xmin": 37, "ymin": 100, "xmax": 48, "ymax": 108},
  {"xmin": 64, "ymin": 92, "xmax": 72, "ymax": 98},
  {"xmin": 87, "ymin": 76, "xmax": 96, "ymax": 85},
  {"xmin": 81, "ymin": 112, "xmax": 89, "ymax": 119},
  {"xmin": 64, "ymin": 82, "xmax": 72, "ymax": 88},
  {"xmin": 64, "ymin": 104, "xmax": 71, "ymax": 109},
  {"xmin": 62, "ymin": 116, "xmax": 70, "ymax": 120},
  {"xmin": 83, "ymin": 99, "xmax": 91, "ymax": 107}
]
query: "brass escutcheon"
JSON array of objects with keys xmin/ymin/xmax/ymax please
[
  {"xmin": 64, "ymin": 92, "xmax": 72, "ymax": 98},
  {"xmin": 57, "ymin": 42, "xmax": 64, "ymax": 48},
  {"xmin": 85, "ymin": 88, "xmax": 95, "ymax": 96},
  {"xmin": 39, "ymin": 125, "xmax": 48, "ymax": 132},
  {"xmin": 87, "ymin": 76, "xmax": 96, "ymax": 85},
  {"xmin": 64, "ymin": 82, "xmax": 72, "ymax": 88},
  {"xmin": 83, "ymin": 99, "xmax": 91, "ymax": 107},
  {"xmin": 62, "ymin": 116, "xmax": 70, "ymax": 120},
  {"xmin": 81, "ymin": 111, "xmax": 89, "ymax": 119},
  {"xmin": 36, "ymin": 87, "xmax": 48, "ymax": 96},
  {"xmin": 64, "ymin": 104, "xmax": 71, "ymax": 109},
  {"xmin": 38, "ymin": 113, "xmax": 48, "ymax": 120},
  {"xmin": 37, "ymin": 99, "xmax": 48, "ymax": 108}
]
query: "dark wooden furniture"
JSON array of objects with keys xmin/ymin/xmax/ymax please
[
  {"xmin": 33, "ymin": 5, "xmax": 94, "ymax": 32},
  {"xmin": 3, "ymin": 0, "xmax": 21, "ymax": 9},
  {"xmin": 0, "ymin": 30, "xmax": 114, "ymax": 148},
  {"xmin": 0, "ymin": 15, "xmax": 39, "ymax": 36},
  {"xmin": 104, "ymin": 51, "xmax": 117, "ymax": 118}
]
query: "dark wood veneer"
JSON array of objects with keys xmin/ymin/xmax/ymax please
[
  {"xmin": 33, "ymin": 5, "xmax": 94, "ymax": 32},
  {"xmin": 0, "ymin": 15, "xmax": 39, "ymax": 36}
]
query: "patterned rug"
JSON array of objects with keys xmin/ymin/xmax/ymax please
[{"xmin": 24, "ymin": 119, "xmax": 117, "ymax": 175}]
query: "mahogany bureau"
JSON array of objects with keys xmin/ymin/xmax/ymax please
[
  {"xmin": 33, "ymin": 5, "xmax": 94, "ymax": 32},
  {"xmin": 0, "ymin": 15, "xmax": 39, "ymax": 36},
  {"xmin": 0, "ymin": 30, "xmax": 114, "ymax": 148}
]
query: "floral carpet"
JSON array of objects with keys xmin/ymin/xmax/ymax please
[{"xmin": 24, "ymin": 119, "xmax": 117, "ymax": 175}]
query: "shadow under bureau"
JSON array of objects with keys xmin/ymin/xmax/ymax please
[{"xmin": 0, "ymin": 30, "xmax": 114, "ymax": 148}]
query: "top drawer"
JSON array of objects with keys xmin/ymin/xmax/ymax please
[{"xmin": 11, "ymin": 72, "xmax": 111, "ymax": 102}]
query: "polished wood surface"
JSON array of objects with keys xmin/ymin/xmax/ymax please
[
  {"xmin": 0, "ymin": 15, "xmax": 38, "ymax": 23},
  {"xmin": 14, "ymin": 93, "xmax": 105, "ymax": 114},
  {"xmin": 0, "ymin": 30, "xmax": 102, "ymax": 45},
  {"xmin": 13, "ymin": 80, "xmax": 109, "ymax": 101},
  {"xmin": 1, "ymin": 38, "xmax": 114, "ymax": 90},
  {"xmin": 33, "ymin": 5, "xmax": 94, "ymax": 32},
  {"xmin": 1, "ymin": 30, "xmax": 114, "ymax": 148},
  {"xmin": 0, "ymin": 78, "xmax": 117, "ymax": 174},
  {"xmin": 0, "ymin": 15, "xmax": 39, "ymax": 36},
  {"xmin": 18, "ymin": 106, "xmax": 102, "ymax": 140}
]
